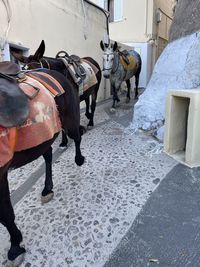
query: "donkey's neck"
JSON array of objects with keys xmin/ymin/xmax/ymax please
[
  {"xmin": 111, "ymin": 52, "xmax": 119, "ymax": 74},
  {"xmin": 43, "ymin": 57, "xmax": 66, "ymax": 75}
]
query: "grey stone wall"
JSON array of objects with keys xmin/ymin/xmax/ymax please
[{"xmin": 170, "ymin": 0, "xmax": 200, "ymax": 42}]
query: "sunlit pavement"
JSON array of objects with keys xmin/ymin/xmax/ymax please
[{"xmin": 0, "ymin": 91, "xmax": 180, "ymax": 267}]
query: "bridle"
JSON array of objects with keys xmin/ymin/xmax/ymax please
[
  {"xmin": 102, "ymin": 52, "xmax": 114, "ymax": 71},
  {"xmin": 40, "ymin": 58, "xmax": 51, "ymax": 69},
  {"xmin": 102, "ymin": 52, "xmax": 119, "ymax": 74},
  {"xmin": 23, "ymin": 58, "xmax": 51, "ymax": 70}
]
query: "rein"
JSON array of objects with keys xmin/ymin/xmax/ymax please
[
  {"xmin": 102, "ymin": 52, "xmax": 120, "ymax": 75},
  {"xmin": 102, "ymin": 67, "xmax": 112, "ymax": 71},
  {"xmin": 40, "ymin": 58, "xmax": 51, "ymax": 69},
  {"xmin": 24, "ymin": 58, "xmax": 51, "ymax": 70}
]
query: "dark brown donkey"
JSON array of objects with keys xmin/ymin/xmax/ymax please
[
  {"xmin": 0, "ymin": 62, "xmax": 84, "ymax": 265},
  {"xmin": 13, "ymin": 40, "xmax": 102, "ymax": 147}
]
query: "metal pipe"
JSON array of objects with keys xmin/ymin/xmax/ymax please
[{"xmin": 84, "ymin": 0, "xmax": 110, "ymax": 35}]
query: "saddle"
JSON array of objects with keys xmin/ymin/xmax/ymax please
[
  {"xmin": 0, "ymin": 61, "xmax": 26, "ymax": 82},
  {"xmin": 118, "ymin": 50, "xmax": 138, "ymax": 73},
  {"xmin": 118, "ymin": 50, "xmax": 130, "ymax": 65},
  {"xmin": 0, "ymin": 61, "xmax": 20, "ymax": 75},
  {"xmin": 56, "ymin": 51, "xmax": 86, "ymax": 84},
  {"xmin": 0, "ymin": 62, "xmax": 29, "ymax": 128}
]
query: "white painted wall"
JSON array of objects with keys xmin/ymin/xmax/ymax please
[
  {"xmin": 0, "ymin": 0, "xmax": 108, "ymax": 102},
  {"xmin": 90, "ymin": 0, "xmax": 174, "ymax": 93}
]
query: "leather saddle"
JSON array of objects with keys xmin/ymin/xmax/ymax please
[
  {"xmin": 118, "ymin": 49, "xmax": 130, "ymax": 65},
  {"xmin": 56, "ymin": 51, "xmax": 86, "ymax": 82},
  {"xmin": 0, "ymin": 61, "xmax": 29, "ymax": 128},
  {"xmin": 0, "ymin": 61, "xmax": 20, "ymax": 75},
  {"xmin": 69, "ymin": 55, "xmax": 86, "ymax": 80}
]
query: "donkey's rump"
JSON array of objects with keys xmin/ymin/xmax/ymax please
[{"xmin": 0, "ymin": 75, "xmax": 62, "ymax": 167}]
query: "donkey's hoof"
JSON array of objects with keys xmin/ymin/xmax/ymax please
[
  {"xmin": 110, "ymin": 107, "xmax": 116, "ymax": 113},
  {"xmin": 87, "ymin": 125, "xmax": 93, "ymax": 130},
  {"xmin": 59, "ymin": 142, "xmax": 68, "ymax": 148},
  {"xmin": 7, "ymin": 246, "xmax": 25, "ymax": 267},
  {"xmin": 75, "ymin": 155, "xmax": 85, "ymax": 166},
  {"xmin": 80, "ymin": 125, "xmax": 87, "ymax": 135},
  {"xmin": 7, "ymin": 254, "xmax": 25, "ymax": 267},
  {"xmin": 41, "ymin": 192, "xmax": 54, "ymax": 204}
]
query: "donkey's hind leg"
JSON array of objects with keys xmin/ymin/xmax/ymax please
[
  {"xmin": 70, "ymin": 134, "xmax": 85, "ymax": 166},
  {"xmin": 41, "ymin": 146, "xmax": 54, "ymax": 204},
  {"xmin": 85, "ymin": 96, "xmax": 95, "ymax": 129},
  {"xmin": 60, "ymin": 127, "xmax": 85, "ymax": 148},
  {"xmin": 135, "ymin": 72, "xmax": 140, "ymax": 99},
  {"xmin": 59, "ymin": 130, "xmax": 68, "ymax": 148},
  {"xmin": 126, "ymin": 79, "xmax": 131, "ymax": 103},
  {"xmin": 88, "ymin": 91, "xmax": 98, "ymax": 128},
  {"xmin": 67, "ymin": 126, "xmax": 85, "ymax": 166},
  {"xmin": 85, "ymin": 96, "xmax": 91, "ymax": 121},
  {"xmin": 0, "ymin": 169, "xmax": 25, "ymax": 263}
]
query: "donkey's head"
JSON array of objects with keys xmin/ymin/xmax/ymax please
[
  {"xmin": 12, "ymin": 40, "xmax": 46, "ymax": 70},
  {"xmin": 100, "ymin": 40, "xmax": 118, "ymax": 79}
]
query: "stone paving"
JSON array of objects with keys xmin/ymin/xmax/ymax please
[{"xmin": 0, "ymin": 92, "xmax": 177, "ymax": 267}]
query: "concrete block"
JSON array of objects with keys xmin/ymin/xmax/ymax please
[{"xmin": 164, "ymin": 89, "xmax": 200, "ymax": 167}]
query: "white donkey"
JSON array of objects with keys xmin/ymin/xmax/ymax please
[{"xmin": 100, "ymin": 41, "xmax": 142, "ymax": 109}]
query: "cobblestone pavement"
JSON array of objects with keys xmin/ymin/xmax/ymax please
[{"xmin": 0, "ymin": 92, "xmax": 177, "ymax": 267}]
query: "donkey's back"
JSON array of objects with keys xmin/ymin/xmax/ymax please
[{"xmin": 121, "ymin": 50, "xmax": 142, "ymax": 81}]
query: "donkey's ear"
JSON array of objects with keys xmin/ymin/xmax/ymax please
[
  {"xmin": 11, "ymin": 51, "xmax": 29, "ymax": 63},
  {"xmin": 33, "ymin": 40, "xmax": 45, "ymax": 60},
  {"xmin": 100, "ymin": 40, "xmax": 105, "ymax": 51},
  {"xmin": 113, "ymin": 41, "xmax": 118, "ymax": 51}
]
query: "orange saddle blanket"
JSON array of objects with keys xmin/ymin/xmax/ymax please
[{"xmin": 0, "ymin": 73, "xmax": 64, "ymax": 168}]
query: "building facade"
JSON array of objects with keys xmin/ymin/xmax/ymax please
[
  {"xmin": 92, "ymin": 0, "xmax": 174, "ymax": 87},
  {"xmin": 0, "ymin": 0, "xmax": 109, "ymax": 101}
]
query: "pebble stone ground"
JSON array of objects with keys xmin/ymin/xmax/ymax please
[{"xmin": 0, "ymin": 91, "xmax": 177, "ymax": 267}]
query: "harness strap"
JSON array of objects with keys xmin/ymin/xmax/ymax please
[
  {"xmin": 59, "ymin": 57, "xmax": 70, "ymax": 68},
  {"xmin": 40, "ymin": 58, "xmax": 51, "ymax": 69},
  {"xmin": 59, "ymin": 57, "xmax": 83, "ymax": 85}
]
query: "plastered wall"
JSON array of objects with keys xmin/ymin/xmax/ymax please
[
  {"xmin": 0, "ymin": 0, "xmax": 108, "ymax": 101},
  {"xmin": 170, "ymin": 0, "xmax": 200, "ymax": 42}
]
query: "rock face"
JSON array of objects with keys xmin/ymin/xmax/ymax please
[
  {"xmin": 132, "ymin": 0, "xmax": 200, "ymax": 140},
  {"xmin": 132, "ymin": 32, "xmax": 200, "ymax": 132},
  {"xmin": 170, "ymin": 0, "xmax": 200, "ymax": 42}
]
